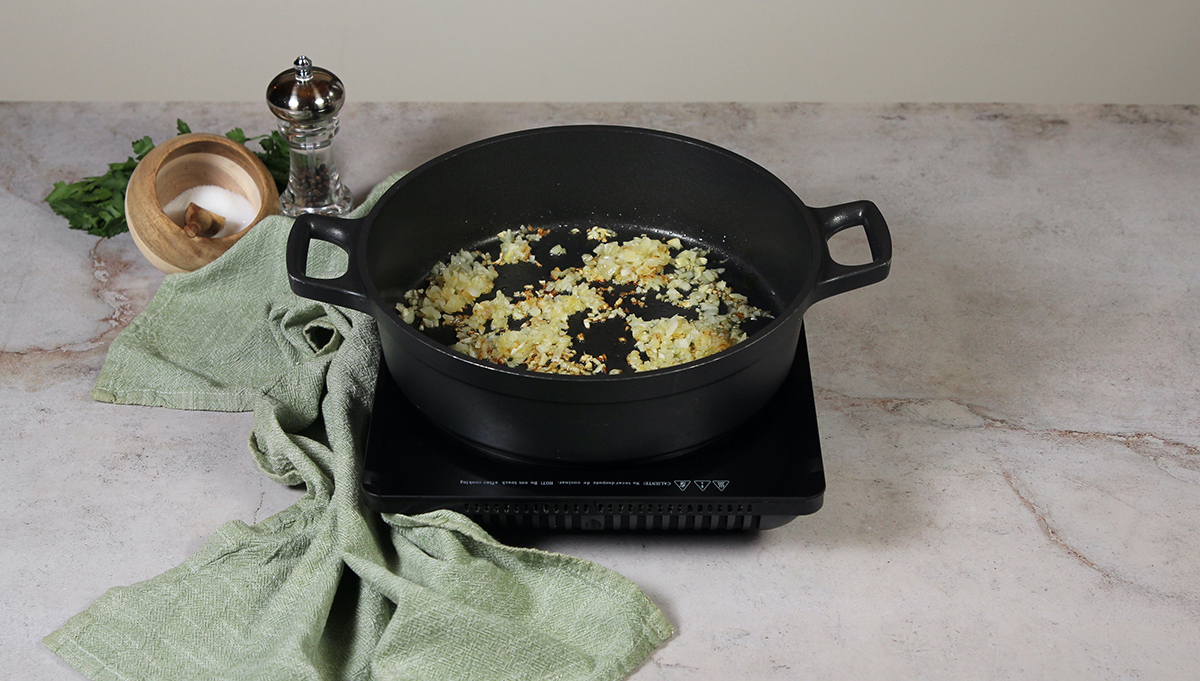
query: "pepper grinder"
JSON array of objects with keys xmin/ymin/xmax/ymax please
[{"xmin": 267, "ymin": 56, "xmax": 353, "ymax": 217}]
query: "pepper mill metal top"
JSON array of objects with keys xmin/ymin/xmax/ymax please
[{"xmin": 267, "ymin": 56, "xmax": 345, "ymax": 125}]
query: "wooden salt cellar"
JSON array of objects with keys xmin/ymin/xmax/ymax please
[{"xmin": 125, "ymin": 133, "xmax": 280, "ymax": 273}]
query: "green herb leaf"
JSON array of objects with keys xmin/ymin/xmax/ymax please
[
  {"xmin": 44, "ymin": 135, "xmax": 155, "ymax": 238},
  {"xmin": 255, "ymin": 131, "xmax": 291, "ymax": 193},
  {"xmin": 176, "ymin": 119, "xmax": 192, "ymax": 134},
  {"xmin": 131, "ymin": 136, "xmax": 154, "ymax": 158}
]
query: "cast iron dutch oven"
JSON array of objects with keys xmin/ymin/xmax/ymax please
[{"xmin": 287, "ymin": 125, "xmax": 890, "ymax": 464}]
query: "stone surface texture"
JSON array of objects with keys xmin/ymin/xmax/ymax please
[{"xmin": 2, "ymin": 102, "xmax": 1198, "ymax": 679}]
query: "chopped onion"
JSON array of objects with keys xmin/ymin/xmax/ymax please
[{"xmin": 396, "ymin": 225, "xmax": 771, "ymax": 374}]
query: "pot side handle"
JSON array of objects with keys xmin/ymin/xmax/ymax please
[
  {"xmin": 810, "ymin": 200, "xmax": 892, "ymax": 303},
  {"xmin": 286, "ymin": 213, "xmax": 372, "ymax": 313}
]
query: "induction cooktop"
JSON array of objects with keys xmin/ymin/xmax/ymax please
[{"xmin": 362, "ymin": 329, "xmax": 825, "ymax": 531}]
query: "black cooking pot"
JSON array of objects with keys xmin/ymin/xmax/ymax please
[{"xmin": 287, "ymin": 125, "xmax": 890, "ymax": 464}]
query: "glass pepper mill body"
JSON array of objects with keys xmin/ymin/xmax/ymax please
[{"xmin": 267, "ymin": 56, "xmax": 353, "ymax": 217}]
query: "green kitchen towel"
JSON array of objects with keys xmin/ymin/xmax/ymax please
[{"xmin": 45, "ymin": 173, "xmax": 673, "ymax": 681}]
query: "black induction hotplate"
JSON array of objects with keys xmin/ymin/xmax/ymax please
[{"xmin": 362, "ymin": 329, "xmax": 825, "ymax": 531}]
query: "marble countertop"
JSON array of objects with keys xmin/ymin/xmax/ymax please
[{"xmin": 3, "ymin": 102, "xmax": 1199, "ymax": 679}]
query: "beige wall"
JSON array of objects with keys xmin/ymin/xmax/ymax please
[{"xmin": 4, "ymin": 0, "xmax": 1198, "ymax": 103}]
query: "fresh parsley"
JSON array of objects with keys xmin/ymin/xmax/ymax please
[{"xmin": 45, "ymin": 119, "xmax": 290, "ymax": 238}]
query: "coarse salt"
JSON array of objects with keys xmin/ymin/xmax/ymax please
[{"xmin": 162, "ymin": 185, "xmax": 258, "ymax": 238}]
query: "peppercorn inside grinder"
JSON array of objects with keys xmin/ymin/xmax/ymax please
[{"xmin": 267, "ymin": 56, "xmax": 353, "ymax": 217}]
